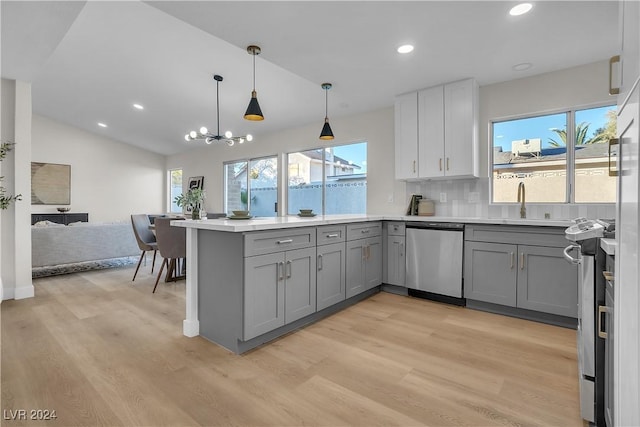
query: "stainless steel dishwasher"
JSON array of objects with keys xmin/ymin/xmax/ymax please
[{"xmin": 405, "ymin": 222, "xmax": 465, "ymax": 305}]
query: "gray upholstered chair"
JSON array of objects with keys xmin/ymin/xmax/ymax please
[
  {"xmin": 130, "ymin": 214, "xmax": 158, "ymax": 281},
  {"xmin": 153, "ymin": 217, "xmax": 186, "ymax": 293}
]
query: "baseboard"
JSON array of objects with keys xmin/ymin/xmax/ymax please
[
  {"xmin": 14, "ymin": 285, "xmax": 35, "ymax": 300},
  {"xmin": 2, "ymin": 287, "xmax": 15, "ymax": 301}
]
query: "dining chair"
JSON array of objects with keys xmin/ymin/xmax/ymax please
[
  {"xmin": 153, "ymin": 217, "xmax": 186, "ymax": 293},
  {"xmin": 130, "ymin": 214, "xmax": 158, "ymax": 281}
]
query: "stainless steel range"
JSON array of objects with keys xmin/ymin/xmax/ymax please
[{"xmin": 564, "ymin": 218, "xmax": 615, "ymax": 426}]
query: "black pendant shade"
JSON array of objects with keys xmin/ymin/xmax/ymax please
[
  {"xmin": 319, "ymin": 83, "xmax": 334, "ymax": 140},
  {"xmin": 244, "ymin": 90, "xmax": 264, "ymax": 121},
  {"xmin": 244, "ymin": 45, "xmax": 264, "ymax": 121},
  {"xmin": 320, "ymin": 119, "xmax": 334, "ymax": 140}
]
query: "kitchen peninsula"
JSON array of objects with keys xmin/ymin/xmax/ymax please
[{"xmin": 174, "ymin": 214, "xmax": 572, "ymax": 354}]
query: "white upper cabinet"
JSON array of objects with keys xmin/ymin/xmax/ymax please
[
  {"xmin": 395, "ymin": 78, "xmax": 479, "ymax": 180},
  {"xmin": 417, "ymin": 85, "xmax": 445, "ymax": 177},
  {"xmin": 394, "ymin": 92, "xmax": 419, "ymax": 180},
  {"xmin": 618, "ymin": 0, "xmax": 639, "ymax": 103}
]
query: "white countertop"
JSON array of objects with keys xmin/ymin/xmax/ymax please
[
  {"xmin": 601, "ymin": 238, "xmax": 617, "ymax": 255},
  {"xmin": 172, "ymin": 214, "xmax": 573, "ymax": 232}
]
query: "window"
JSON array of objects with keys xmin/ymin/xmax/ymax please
[
  {"xmin": 168, "ymin": 168, "xmax": 182, "ymax": 213},
  {"xmin": 287, "ymin": 142, "xmax": 367, "ymax": 215},
  {"xmin": 491, "ymin": 105, "xmax": 616, "ymax": 204},
  {"xmin": 224, "ymin": 156, "xmax": 278, "ymax": 217}
]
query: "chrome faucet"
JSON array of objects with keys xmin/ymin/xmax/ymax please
[{"xmin": 517, "ymin": 182, "xmax": 526, "ymax": 218}]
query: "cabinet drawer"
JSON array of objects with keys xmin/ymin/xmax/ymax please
[
  {"xmin": 317, "ymin": 225, "xmax": 346, "ymax": 245},
  {"xmin": 347, "ymin": 222, "xmax": 382, "ymax": 241},
  {"xmin": 386, "ymin": 221, "xmax": 405, "ymax": 236},
  {"xmin": 465, "ymin": 224, "xmax": 568, "ymax": 247},
  {"xmin": 244, "ymin": 227, "xmax": 316, "ymax": 257}
]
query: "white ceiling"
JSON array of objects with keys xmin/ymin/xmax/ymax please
[{"xmin": 1, "ymin": 1, "xmax": 619, "ymax": 155}]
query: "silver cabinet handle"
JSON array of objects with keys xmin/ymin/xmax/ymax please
[
  {"xmin": 598, "ymin": 305, "xmax": 609, "ymax": 339},
  {"xmin": 400, "ymin": 242, "xmax": 404, "ymax": 258},
  {"xmin": 609, "ymin": 55, "xmax": 620, "ymax": 95},
  {"xmin": 326, "ymin": 233, "xmax": 339, "ymax": 238},
  {"xmin": 520, "ymin": 253, "xmax": 525, "ymax": 270},
  {"xmin": 446, "ymin": 157, "xmax": 450, "ymax": 171},
  {"xmin": 278, "ymin": 262, "xmax": 284, "ymax": 281},
  {"xmin": 362, "ymin": 246, "xmax": 367, "ymax": 260},
  {"xmin": 318, "ymin": 254, "xmax": 323, "ymax": 271},
  {"xmin": 413, "ymin": 160, "xmax": 416, "ymax": 173},
  {"xmin": 439, "ymin": 158, "xmax": 442, "ymax": 171},
  {"xmin": 367, "ymin": 245, "xmax": 371, "ymax": 260},
  {"xmin": 361, "ymin": 229, "xmax": 370, "ymax": 234},
  {"xmin": 277, "ymin": 239, "xmax": 293, "ymax": 244},
  {"xmin": 510, "ymin": 252, "xmax": 514, "ymax": 269},
  {"xmin": 286, "ymin": 260, "xmax": 292, "ymax": 278}
]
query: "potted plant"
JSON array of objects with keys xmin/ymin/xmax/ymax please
[
  {"xmin": 174, "ymin": 188, "xmax": 205, "ymax": 219},
  {"xmin": 0, "ymin": 142, "xmax": 22, "ymax": 210}
]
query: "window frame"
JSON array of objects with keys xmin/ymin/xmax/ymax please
[
  {"xmin": 489, "ymin": 102, "xmax": 615, "ymax": 205},
  {"xmin": 285, "ymin": 141, "xmax": 368, "ymax": 216},
  {"xmin": 223, "ymin": 154, "xmax": 279, "ymax": 215},
  {"xmin": 167, "ymin": 167, "xmax": 183, "ymax": 213}
]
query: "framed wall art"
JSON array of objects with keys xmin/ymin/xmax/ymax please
[
  {"xmin": 31, "ymin": 162, "xmax": 71, "ymax": 205},
  {"xmin": 188, "ymin": 176, "xmax": 204, "ymax": 190}
]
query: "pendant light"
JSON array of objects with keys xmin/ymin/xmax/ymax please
[
  {"xmin": 244, "ymin": 45, "xmax": 264, "ymax": 121},
  {"xmin": 319, "ymin": 83, "xmax": 334, "ymax": 140},
  {"xmin": 185, "ymin": 74, "xmax": 253, "ymax": 146}
]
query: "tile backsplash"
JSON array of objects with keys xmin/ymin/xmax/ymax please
[{"xmin": 406, "ymin": 178, "xmax": 616, "ymax": 220}]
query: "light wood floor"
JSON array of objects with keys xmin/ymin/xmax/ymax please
[{"xmin": 2, "ymin": 264, "xmax": 583, "ymax": 426}]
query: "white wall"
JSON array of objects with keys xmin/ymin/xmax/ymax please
[
  {"xmin": 169, "ymin": 60, "xmax": 615, "ymax": 220},
  {"xmin": 167, "ymin": 107, "xmax": 407, "ymax": 215},
  {"xmin": 408, "ymin": 59, "xmax": 616, "ymax": 220},
  {"xmin": 31, "ymin": 114, "xmax": 166, "ymax": 222}
]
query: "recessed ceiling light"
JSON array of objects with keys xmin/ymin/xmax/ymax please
[
  {"xmin": 512, "ymin": 62, "xmax": 532, "ymax": 71},
  {"xmin": 97, "ymin": 122, "xmax": 107, "ymax": 128},
  {"xmin": 133, "ymin": 103, "xmax": 144, "ymax": 110},
  {"xmin": 397, "ymin": 44, "xmax": 414, "ymax": 54},
  {"xmin": 509, "ymin": 3, "xmax": 533, "ymax": 16}
]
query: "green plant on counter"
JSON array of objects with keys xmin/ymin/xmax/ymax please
[
  {"xmin": 174, "ymin": 188, "xmax": 205, "ymax": 219},
  {"xmin": 0, "ymin": 142, "xmax": 22, "ymax": 210}
]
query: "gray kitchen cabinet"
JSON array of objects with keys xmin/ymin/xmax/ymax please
[
  {"xmin": 464, "ymin": 225, "xmax": 578, "ymax": 318},
  {"xmin": 604, "ymin": 273, "xmax": 614, "ymax": 427},
  {"xmin": 244, "ymin": 252, "xmax": 285, "ymax": 340},
  {"xmin": 316, "ymin": 241, "xmax": 346, "ymax": 311},
  {"xmin": 243, "ymin": 228, "xmax": 316, "ymax": 341},
  {"xmin": 383, "ymin": 222, "xmax": 406, "ymax": 287},
  {"xmin": 464, "ymin": 241, "xmax": 517, "ymax": 306},
  {"xmin": 346, "ymin": 222, "xmax": 382, "ymax": 298},
  {"xmin": 516, "ymin": 245, "xmax": 578, "ymax": 317},
  {"xmin": 316, "ymin": 225, "xmax": 346, "ymax": 311}
]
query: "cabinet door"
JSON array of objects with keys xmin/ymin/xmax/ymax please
[
  {"xmin": 444, "ymin": 79, "xmax": 478, "ymax": 177},
  {"xmin": 346, "ymin": 239, "xmax": 365, "ymax": 298},
  {"xmin": 464, "ymin": 241, "xmax": 517, "ymax": 306},
  {"xmin": 364, "ymin": 236, "xmax": 383, "ymax": 290},
  {"xmin": 386, "ymin": 235, "xmax": 406, "ymax": 287},
  {"xmin": 317, "ymin": 242, "xmax": 346, "ymax": 311},
  {"xmin": 394, "ymin": 92, "xmax": 419, "ymax": 180},
  {"xmin": 284, "ymin": 247, "xmax": 317, "ymax": 324},
  {"xmin": 619, "ymin": 0, "xmax": 640, "ymax": 102},
  {"xmin": 244, "ymin": 253, "xmax": 285, "ymax": 340},
  {"xmin": 604, "ymin": 284, "xmax": 614, "ymax": 427},
  {"xmin": 516, "ymin": 245, "xmax": 578, "ymax": 317},
  {"xmin": 418, "ymin": 85, "xmax": 445, "ymax": 178}
]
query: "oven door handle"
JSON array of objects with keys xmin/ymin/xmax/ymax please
[{"xmin": 563, "ymin": 244, "xmax": 581, "ymax": 265}]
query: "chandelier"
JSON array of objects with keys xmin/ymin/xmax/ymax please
[{"xmin": 185, "ymin": 74, "xmax": 253, "ymax": 146}]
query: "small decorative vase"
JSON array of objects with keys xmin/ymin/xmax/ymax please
[{"xmin": 191, "ymin": 208, "xmax": 200, "ymax": 220}]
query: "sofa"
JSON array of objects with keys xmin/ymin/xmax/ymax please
[{"xmin": 32, "ymin": 221, "xmax": 140, "ymax": 277}]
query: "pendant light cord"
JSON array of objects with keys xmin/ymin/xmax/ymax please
[
  {"xmin": 325, "ymin": 88, "xmax": 328, "ymax": 119},
  {"xmin": 252, "ymin": 51, "xmax": 256, "ymax": 91},
  {"xmin": 216, "ymin": 78, "xmax": 220, "ymax": 137}
]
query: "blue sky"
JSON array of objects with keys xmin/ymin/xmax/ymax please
[
  {"xmin": 332, "ymin": 142, "xmax": 368, "ymax": 173},
  {"xmin": 493, "ymin": 105, "xmax": 615, "ymax": 151}
]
